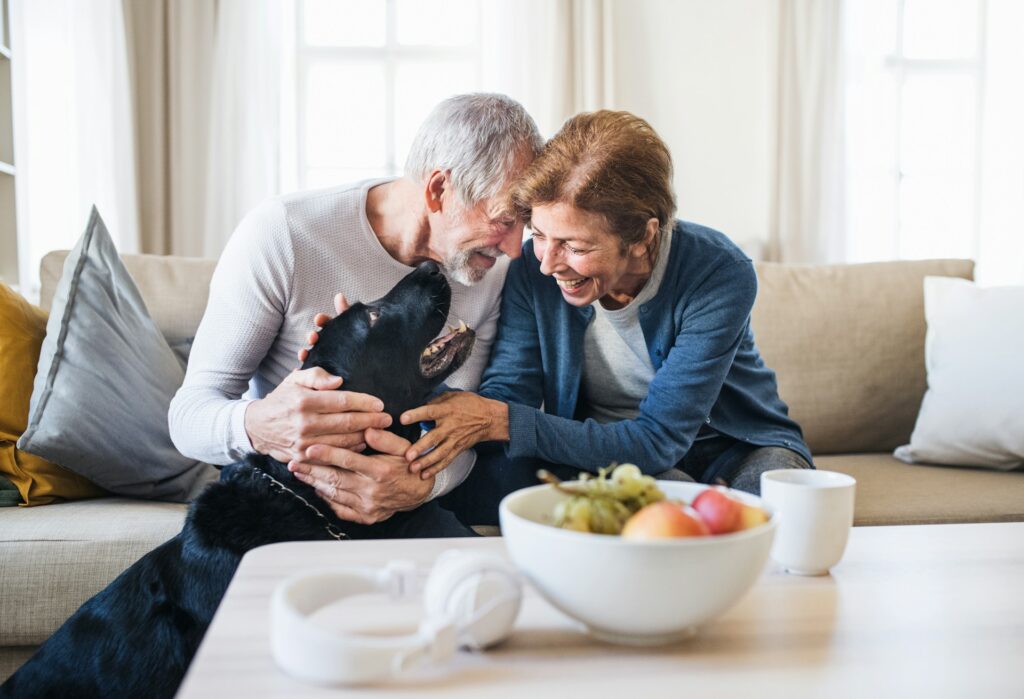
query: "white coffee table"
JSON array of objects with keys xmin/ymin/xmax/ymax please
[{"xmin": 177, "ymin": 523, "xmax": 1024, "ymax": 698}]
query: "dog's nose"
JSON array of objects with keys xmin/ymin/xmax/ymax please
[{"xmin": 418, "ymin": 261, "xmax": 442, "ymax": 277}]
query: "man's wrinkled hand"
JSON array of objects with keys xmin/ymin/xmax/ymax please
[
  {"xmin": 243, "ymin": 366, "xmax": 391, "ymax": 465},
  {"xmin": 287, "ymin": 428, "xmax": 434, "ymax": 525}
]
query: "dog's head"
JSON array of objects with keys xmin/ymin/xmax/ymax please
[{"xmin": 302, "ymin": 261, "xmax": 475, "ymax": 422}]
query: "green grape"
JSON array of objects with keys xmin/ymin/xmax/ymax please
[
  {"xmin": 554, "ymin": 496, "xmax": 594, "ymax": 532},
  {"xmin": 547, "ymin": 463, "xmax": 667, "ymax": 535}
]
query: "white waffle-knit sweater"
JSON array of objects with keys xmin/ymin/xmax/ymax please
[{"xmin": 168, "ymin": 179, "xmax": 508, "ymax": 497}]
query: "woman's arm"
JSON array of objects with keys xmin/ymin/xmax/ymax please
[
  {"xmin": 509, "ymin": 259, "xmax": 759, "ymax": 474},
  {"xmin": 398, "ymin": 254, "xmax": 546, "ymax": 475}
]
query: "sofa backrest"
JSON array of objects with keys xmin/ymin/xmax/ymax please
[
  {"xmin": 40, "ymin": 251, "xmax": 217, "ymax": 345},
  {"xmin": 40, "ymin": 251, "xmax": 975, "ymax": 456},
  {"xmin": 751, "ymin": 258, "xmax": 974, "ymax": 455}
]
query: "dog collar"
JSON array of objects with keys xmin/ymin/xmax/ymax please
[{"xmin": 252, "ymin": 467, "xmax": 349, "ymax": 541}]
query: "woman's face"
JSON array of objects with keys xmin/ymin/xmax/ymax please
[{"xmin": 530, "ymin": 202, "xmax": 648, "ymax": 307}]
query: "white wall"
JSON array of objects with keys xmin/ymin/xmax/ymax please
[{"xmin": 609, "ymin": 0, "xmax": 778, "ymax": 256}]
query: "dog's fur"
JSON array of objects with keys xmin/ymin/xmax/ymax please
[{"xmin": 0, "ymin": 261, "xmax": 475, "ymax": 699}]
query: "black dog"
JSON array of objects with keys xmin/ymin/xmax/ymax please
[{"xmin": 0, "ymin": 261, "xmax": 475, "ymax": 699}]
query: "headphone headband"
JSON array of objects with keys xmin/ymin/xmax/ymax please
[{"xmin": 270, "ymin": 553, "xmax": 522, "ymax": 686}]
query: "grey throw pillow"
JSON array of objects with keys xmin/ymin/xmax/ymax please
[{"xmin": 18, "ymin": 207, "xmax": 218, "ymax": 501}]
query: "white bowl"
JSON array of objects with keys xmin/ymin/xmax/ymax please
[{"xmin": 499, "ymin": 481, "xmax": 777, "ymax": 645}]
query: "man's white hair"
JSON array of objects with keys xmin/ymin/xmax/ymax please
[{"xmin": 404, "ymin": 93, "xmax": 543, "ymax": 207}]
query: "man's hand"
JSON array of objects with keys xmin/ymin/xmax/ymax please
[
  {"xmin": 399, "ymin": 392, "xmax": 509, "ymax": 479},
  {"xmin": 243, "ymin": 366, "xmax": 391, "ymax": 464},
  {"xmin": 287, "ymin": 428, "xmax": 434, "ymax": 525}
]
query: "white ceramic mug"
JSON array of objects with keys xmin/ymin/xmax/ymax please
[{"xmin": 760, "ymin": 470, "xmax": 856, "ymax": 576}]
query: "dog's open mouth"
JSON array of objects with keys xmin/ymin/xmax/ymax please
[{"xmin": 420, "ymin": 320, "xmax": 476, "ymax": 379}]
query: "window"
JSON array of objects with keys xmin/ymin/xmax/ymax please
[
  {"xmin": 843, "ymin": 0, "xmax": 1024, "ymax": 283},
  {"xmin": 844, "ymin": 0, "xmax": 983, "ymax": 263},
  {"xmin": 292, "ymin": 0, "xmax": 481, "ymax": 190}
]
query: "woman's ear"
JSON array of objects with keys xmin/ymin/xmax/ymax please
[
  {"xmin": 631, "ymin": 218, "xmax": 660, "ymax": 258},
  {"xmin": 645, "ymin": 217, "xmax": 659, "ymax": 242}
]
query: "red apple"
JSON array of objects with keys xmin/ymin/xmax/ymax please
[
  {"xmin": 691, "ymin": 487, "xmax": 745, "ymax": 535},
  {"xmin": 621, "ymin": 501, "xmax": 710, "ymax": 540},
  {"xmin": 737, "ymin": 503, "xmax": 769, "ymax": 530}
]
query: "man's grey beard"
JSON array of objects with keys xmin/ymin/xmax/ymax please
[{"xmin": 444, "ymin": 246, "xmax": 504, "ymax": 285}]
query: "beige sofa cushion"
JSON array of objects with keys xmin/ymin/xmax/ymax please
[
  {"xmin": 752, "ymin": 259, "xmax": 974, "ymax": 455},
  {"xmin": 816, "ymin": 454, "xmax": 1024, "ymax": 526},
  {"xmin": 0, "ymin": 498, "xmax": 186, "ymax": 646},
  {"xmin": 40, "ymin": 251, "xmax": 216, "ymax": 344}
]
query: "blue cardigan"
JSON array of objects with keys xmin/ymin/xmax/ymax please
[{"xmin": 477, "ymin": 220, "xmax": 812, "ymax": 474}]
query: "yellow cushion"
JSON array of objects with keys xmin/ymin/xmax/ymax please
[{"xmin": 0, "ymin": 283, "xmax": 104, "ymax": 505}]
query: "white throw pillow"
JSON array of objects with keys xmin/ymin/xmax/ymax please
[{"xmin": 894, "ymin": 276, "xmax": 1024, "ymax": 470}]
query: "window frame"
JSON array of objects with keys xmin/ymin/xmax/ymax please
[
  {"xmin": 881, "ymin": 0, "xmax": 988, "ymax": 261},
  {"xmin": 293, "ymin": 0, "xmax": 481, "ymax": 190}
]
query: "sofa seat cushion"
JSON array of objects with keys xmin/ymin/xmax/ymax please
[
  {"xmin": 816, "ymin": 454, "xmax": 1024, "ymax": 526},
  {"xmin": 0, "ymin": 498, "xmax": 186, "ymax": 646}
]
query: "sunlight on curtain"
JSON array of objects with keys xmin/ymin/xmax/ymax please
[
  {"xmin": 479, "ymin": 0, "xmax": 613, "ymax": 139},
  {"xmin": 12, "ymin": 0, "xmax": 139, "ymax": 300},
  {"xmin": 203, "ymin": 0, "xmax": 287, "ymax": 257},
  {"xmin": 772, "ymin": 0, "xmax": 845, "ymax": 263}
]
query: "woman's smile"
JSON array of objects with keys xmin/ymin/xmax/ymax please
[{"xmin": 556, "ymin": 277, "xmax": 590, "ymax": 293}]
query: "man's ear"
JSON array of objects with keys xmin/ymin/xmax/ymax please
[{"xmin": 425, "ymin": 170, "xmax": 447, "ymax": 213}]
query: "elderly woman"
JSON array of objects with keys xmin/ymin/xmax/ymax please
[{"xmin": 400, "ymin": 111, "xmax": 811, "ymax": 514}]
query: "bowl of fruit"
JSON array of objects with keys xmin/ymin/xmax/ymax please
[{"xmin": 498, "ymin": 465, "xmax": 776, "ymax": 645}]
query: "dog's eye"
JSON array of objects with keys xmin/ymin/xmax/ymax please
[{"xmin": 367, "ymin": 309, "xmax": 381, "ymax": 327}]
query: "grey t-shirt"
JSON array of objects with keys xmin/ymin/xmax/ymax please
[{"xmin": 579, "ymin": 230, "xmax": 673, "ymax": 423}]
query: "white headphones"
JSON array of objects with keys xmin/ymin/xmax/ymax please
[{"xmin": 270, "ymin": 550, "xmax": 522, "ymax": 686}]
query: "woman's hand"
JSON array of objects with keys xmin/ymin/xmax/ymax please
[
  {"xmin": 297, "ymin": 293, "xmax": 349, "ymax": 366},
  {"xmin": 400, "ymin": 393, "xmax": 510, "ymax": 478}
]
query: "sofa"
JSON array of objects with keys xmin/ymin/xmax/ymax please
[{"xmin": 3, "ymin": 252, "xmax": 1023, "ymax": 680}]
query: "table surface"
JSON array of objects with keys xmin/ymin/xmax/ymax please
[{"xmin": 177, "ymin": 523, "xmax": 1024, "ymax": 699}]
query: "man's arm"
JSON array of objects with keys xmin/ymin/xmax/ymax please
[
  {"xmin": 169, "ymin": 200, "xmax": 295, "ymax": 464},
  {"xmin": 169, "ymin": 200, "xmax": 389, "ymax": 465}
]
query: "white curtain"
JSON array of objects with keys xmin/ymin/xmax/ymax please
[
  {"xmin": 770, "ymin": 0, "xmax": 846, "ymax": 263},
  {"xmin": 123, "ymin": 0, "xmax": 287, "ymax": 258},
  {"xmin": 203, "ymin": 0, "xmax": 289, "ymax": 258},
  {"xmin": 480, "ymin": 0, "xmax": 615, "ymax": 137},
  {"xmin": 12, "ymin": 0, "xmax": 141, "ymax": 298},
  {"xmin": 13, "ymin": 0, "xmax": 287, "ymax": 292},
  {"xmin": 122, "ymin": 0, "xmax": 217, "ymax": 258}
]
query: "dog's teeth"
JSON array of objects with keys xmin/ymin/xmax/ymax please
[{"xmin": 458, "ymin": 320, "xmax": 468, "ymax": 332}]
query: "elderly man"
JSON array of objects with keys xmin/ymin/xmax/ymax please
[{"xmin": 169, "ymin": 94, "xmax": 542, "ymax": 536}]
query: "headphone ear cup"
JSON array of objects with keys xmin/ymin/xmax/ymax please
[{"xmin": 423, "ymin": 551, "xmax": 522, "ymax": 650}]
